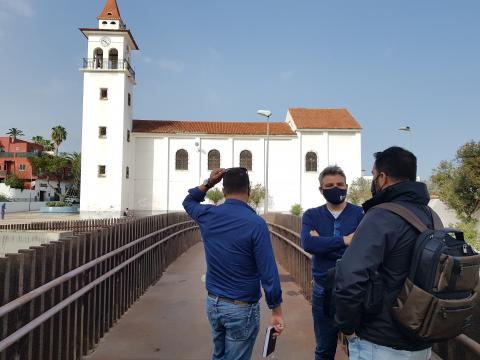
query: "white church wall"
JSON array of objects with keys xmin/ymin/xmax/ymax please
[{"xmin": 328, "ymin": 131, "xmax": 362, "ymax": 185}]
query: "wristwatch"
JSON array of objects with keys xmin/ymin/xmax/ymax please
[{"xmin": 202, "ymin": 178, "xmax": 213, "ymax": 189}]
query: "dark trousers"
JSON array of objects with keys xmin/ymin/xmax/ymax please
[{"xmin": 312, "ymin": 283, "xmax": 338, "ymax": 360}]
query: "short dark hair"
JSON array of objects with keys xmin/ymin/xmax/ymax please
[
  {"xmin": 318, "ymin": 165, "xmax": 346, "ymax": 186},
  {"xmin": 374, "ymin": 146, "xmax": 417, "ymax": 181},
  {"xmin": 223, "ymin": 167, "xmax": 250, "ymax": 195}
]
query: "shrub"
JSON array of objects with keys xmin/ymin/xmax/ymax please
[
  {"xmin": 0, "ymin": 194, "xmax": 11, "ymax": 202},
  {"xmin": 290, "ymin": 204, "xmax": 303, "ymax": 216},
  {"xmin": 206, "ymin": 188, "xmax": 224, "ymax": 205},
  {"xmin": 46, "ymin": 201, "xmax": 68, "ymax": 207},
  {"xmin": 5, "ymin": 174, "xmax": 24, "ymax": 190}
]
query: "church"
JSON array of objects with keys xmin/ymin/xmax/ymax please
[{"xmin": 79, "ymin": 0, "xmax": 363, "ymax": 215}]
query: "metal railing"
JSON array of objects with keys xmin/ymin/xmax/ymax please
[
  {"xmin": 264, "ymin": 213, "xmax": 480, "ymax": 360},
  {"xmin": 0, "ymin": 153, "xmax": 14, "ymax": 158},
  {"xmin": 82, "ymin": 58, "xmax": 136, "ymax": 80},
  {"xmin": 0, "ymin": 213, "xmax": 200, "ymax": 359}
]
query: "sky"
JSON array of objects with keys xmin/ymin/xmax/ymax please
[{"xmin": 0, "ymin": 0, "xmax": 479, "ymax": 180}]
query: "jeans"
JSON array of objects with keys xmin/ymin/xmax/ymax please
[
  {"xmin": 348, "ymin": 337, "xmax": 432, "ymax": 360},
  {"xmin": 205, "ymin": 296, "xmax": 260, "ymax": 360},
  {"xmin": 312, "ymin": 283, "xmax": 338, "ymax": 360}
]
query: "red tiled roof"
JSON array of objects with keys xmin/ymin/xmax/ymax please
[
  {"xmin": 97, "ymin": 0, "xmax": 122, "ymax": 20},
  {"xmin": 289, "ymin": 108, "xmax": 362, "ymax": 129},
  {"xmin": 132, "ymin": 120, "xmax": 296, "ymax": 136}
]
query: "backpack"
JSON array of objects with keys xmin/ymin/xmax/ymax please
[{"xmin": 375, "ymin": 203, "xmax": 480, "ymax": 342}]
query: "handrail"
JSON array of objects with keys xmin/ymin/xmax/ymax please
[
  {"xmin": 268, "ymin": 227, "xmax": 312, "ymax": 259},
  {"xmin": 0, "ymin": 225, "xmax": 198, "ymax": 352},
  {"xmin": 0, "ymin": 220, "xmax": 194, "ymax": 319},
  {"xmin": 454, "ymin": 334, "xmax": 480, "ymax": 356}
]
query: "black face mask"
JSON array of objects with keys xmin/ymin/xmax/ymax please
[
  {"xmin": 322, "ymin": 187, "xmax": 347, "ymax": 205},
  {"xmin": 371, "ymin": 175, "xmax": 382, "ymax": 197}
]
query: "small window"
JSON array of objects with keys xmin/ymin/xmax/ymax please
[
  {"xmin": 128, "ymin": 93, "xmax": 131, "ymax": 106},
  {"xmin": 208, "ymin": 149, "xmax": 220, "ymax": 170},
  {"xmin": 19, "ymin": 164, "xmax": 26, "ymax": 172},
  {"xmin": 98, "ymin": 165, "xmax": 106, "ymax": 177},
  {"xmin": 176, "ymin": 149, "xmax": 188, "ymax": 170},
  {"xmin": 100, "ymin": 88, "xmax": 108, "ymax": 100},
  {"xmin": 110, "ymin": 21, "xmax": 116, "ymax": 25},
  {"xmin": 305, "ymin": 152, "xmax": 318, "ymax": 172},
  {"xmin": 99, "ymin": 127, "xmax": 107, "ymax": 138},
  {"xmin": 102, "ymin": 21, "xmax": 108, "ymax": 25},
  {"xmin": 107, "ymin": 12, "xmax": 112, "ymax": 15},
  {"xmin": 126, "ymin": 166, "xmax": 130, "ymax": 179},
  {"xmin": 127, "ymin": 130, "xmax": 131, "ymax": 142},
  {"xmin": 239, "ymin": 150, "xmax": 252, "ymax": 171}
]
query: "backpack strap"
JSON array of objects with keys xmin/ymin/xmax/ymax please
[
  {"xmin": 429, "ymin": 208, "xmax": 444, "ymax": 230},
  {"xmin": 374, "ymin": 203, "xmax": 428, "ymax": 232}
]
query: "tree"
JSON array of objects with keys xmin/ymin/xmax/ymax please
[
  {"xmin": 32, "ymin": 136, "xmax": 55, "ymax": 152},
  {"xmin": 348, "ymin": 177, "xmax": 372, "ymax": 205},
  {"xmin": 65, "ymin": 152, "xmax": 81, "ymax": 195},
  {"xmin": 431, "ymin": 141, "xmax": 480, "ymax": 221},
  {"xmin": 431, "ymin": 141, "xmax": 480, "ymax": 249},
  {"xmin": 248, "ymin": 183, "xmax": 266, "ymax": 212},
  {"xmin": 5, "ymin": 174, "xmax": 24, "ymax": 189},
  {"xmin": 6, "ymin": 128, "xmax": 24, "ymax": 142},
  {"xmin": 29, "ymin": 153, "xmax": 72, "ymax": 201},
  {"xmin": 205, "ymin": 187, "xmax": 224, "ymax": 205},
  {"xmin": 51, "ymin": 126, "xmax": 68, "ymax": 155},
  {"xmin": 290, "ymin": 204, "xmax": 303, "ymax": 216}
]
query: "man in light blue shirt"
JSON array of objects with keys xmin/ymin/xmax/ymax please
[{"xmin": 183, "ymin": 167, "xmax": 284, "ymax": 360}]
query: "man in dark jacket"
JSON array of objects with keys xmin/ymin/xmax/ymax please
[{"xmin": 334, "ymin": 147, "xmax": 433, "ymax": 359}]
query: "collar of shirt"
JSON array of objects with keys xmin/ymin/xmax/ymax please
[{"xmin": 224, "ymin": 198, "xmax": 256, "ymax": 213}]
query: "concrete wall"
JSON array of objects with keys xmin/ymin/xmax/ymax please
[{"xmin": 0, "ymin": 202, "xmax": 48, "ymax": 213}]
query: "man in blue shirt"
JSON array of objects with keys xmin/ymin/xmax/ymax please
[
  {"xmin": 183, "ymin": 167, "xmax": 284, "ymax": 360},
  {"xmin": 301, "ymin": 165, "xmax": 364, "ymax": 360}
]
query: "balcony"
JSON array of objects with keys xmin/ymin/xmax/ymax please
[
  {"xmin": 0, "ymin": 152, "xmax": 40, "ymax": 158},
  {"xmin": 82, "ymin": 58, "xmax": 136, "ymax": 80},
  {"xmin": 0, "ymin": 152, "xmax": 14, "ymax": 158}
]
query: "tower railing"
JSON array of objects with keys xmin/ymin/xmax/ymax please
[{"xmin": 82, "ymin": 58, "xmax": 135, "ymax": 80}]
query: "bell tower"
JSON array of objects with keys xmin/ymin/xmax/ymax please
[{"xmin": 79, "ymin": 0, "xmax": 139, "ymax": 215}]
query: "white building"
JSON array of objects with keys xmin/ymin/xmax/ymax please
[{"xmin": 80, "ymin": 0, "xmax": 363, "ymax": 215}]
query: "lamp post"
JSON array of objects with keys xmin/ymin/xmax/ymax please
[
  {"xmin": 257, "ymin": 110, "xmax": 272, "ymax": 214},
  {"xmin": 398, "ymin": 126, "xmax": 412, "ymax": 150}
]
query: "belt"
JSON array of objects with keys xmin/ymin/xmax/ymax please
[{"xmin": 208, "ymin": 293, "xmax": 256, "ymax": 306}]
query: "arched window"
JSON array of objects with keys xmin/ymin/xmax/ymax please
[
  {"xmin": 175, "ymin": 149, "xmax": 188, "ymax": 170},
  {"xmin": 208, "ymin": 150, "xmax": 220, "ymax": 170},
  {"xmin": 109, "ymin": 48, "xmax": 119, "ymax": 69},
  {"xmin": 239, "ymin": 150, "xmax": 252, "ymax": 171},
  {"xmin": 305, "ymin": 152, "xmax": 318, "ymax": 172},
  {"xmin": 93, "ymin": 48, "xmax": 103, "ymax": 69}
]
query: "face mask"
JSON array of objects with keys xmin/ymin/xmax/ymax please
[
  {"xmin": 322, "ymin": 187, "xmax": 347, "ymax": 205},
  {"xmin": 371, "ymin": 175, "xmax": 382, "ymax": 197}
]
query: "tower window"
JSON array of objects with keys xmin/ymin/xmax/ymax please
[
  {"xmin": 305, "ymin": 152, "xmax": 318, "ymax": 172},
  {"xmin": 99, "ymin": 127, "xmax": 107, "ymax": 138},
  {"xmin": 93, "ymin": 48, "xmax": 103, "ymax": 69},
  {"xmin": 107, "ymin": 12, "xmax": 112, "ymax": 15},
  {"xmin": 127, "ymin": 130, "xmax": 131, "ymax": 143},
  {"xmin": 110, "ymin": 21, "xmax": 116, "ymax": 25},
  {"xmin": 98, "ymin": 165, "xmax": 106, "ymax": 177},
  {"xmin": 102, "ymin": 21, "xmax": 108, "ymax": 25},
  {"xmin": 100, "ymin": 88, "xmax": 108, "ymax": 100},
  {"xmin": 128, "ymin": 93, "xmax": 131, "ymax": 106},
  {"xmin": 109, "ymin": 49, "xmax": 119, "ymax": 69},
  {"xmin": 126, "ymin": 166, "xmax": 130, "ymax": 179}
]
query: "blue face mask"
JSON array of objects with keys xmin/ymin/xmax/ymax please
[{"xmin": 322, "ymin": 187, "xmax": 347, "ymax": 205}]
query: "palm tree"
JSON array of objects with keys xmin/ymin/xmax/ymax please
[
  {"xmin": 6, "ymin": 128, "xmax": 24, "ymax": 143},
  {"xmin": 32, "ymin": 135, "xmax": 55, "ymax": 152},
  {"xmin": 51, "ymin": 126, "xmax": 67, "ymax": 156},
  {"xmin": 32, "ymin": 135, "xmax": 44, "ymax": 144}
]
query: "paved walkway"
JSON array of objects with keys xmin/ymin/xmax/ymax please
[{"xmin": 85, "ymin": 242, "xmax": 347, "ymax": 360}]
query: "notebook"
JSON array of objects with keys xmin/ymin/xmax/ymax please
[{"xmin": 262, "ymin": 326, "xmax": 277, "ymax": 358}]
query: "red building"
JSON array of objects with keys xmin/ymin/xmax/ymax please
[{"xmin": 0, "ymin": 137, "xmax": 43, "ymax": 189}]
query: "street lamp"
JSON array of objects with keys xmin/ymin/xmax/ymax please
[
  {"xmin": 257, "ymin": 110, "xmax": 272, "ymax": 214},
  {"xmin": 398, "ymin": 126, "xmax": 412, "ymax": 150}
]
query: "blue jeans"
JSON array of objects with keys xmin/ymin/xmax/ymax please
[
  {"xmin": 312, "ymin": 283, "xmax": 338, "ymax": 360},
  {"xmin": 348, "ymin": 337, "xmax": 432, "ymax": 360},
  {"xmin": 205, "ymin": 296, "xmax": 260, "ymax": 360}
]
